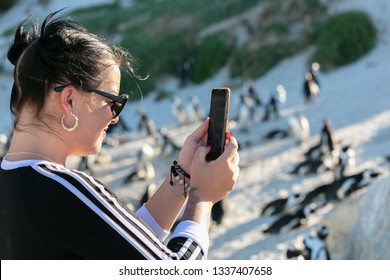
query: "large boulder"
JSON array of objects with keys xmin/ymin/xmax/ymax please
[
  {"xmin": 347, "ymin": 174, "xmax": 390, "ymax": 259},
  {"xmin": 322, "ymin": 174, "xmax": 390, "ymax": 259}
]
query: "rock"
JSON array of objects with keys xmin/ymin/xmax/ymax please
[{"xmin": 323, "ymin": 174, "xmax": 390, "ymax": 259}]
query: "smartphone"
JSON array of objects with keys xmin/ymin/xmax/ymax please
[{"xmin": 206, "ymin": 87, "xmax": 230, "ymax": 161}]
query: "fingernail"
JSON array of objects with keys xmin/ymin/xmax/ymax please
[{"xmin": 226, "ymin": 131, "xmax": 234, "ymax": 139}]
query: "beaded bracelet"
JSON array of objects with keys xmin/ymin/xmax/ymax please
[{"xmin": 170, "ymin": 160, "xmax": 191, "ymax": 198}]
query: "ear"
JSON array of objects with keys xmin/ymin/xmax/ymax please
[{"xmin": 59, "ymin": 86, "xmax": 76, "ymax": 115}]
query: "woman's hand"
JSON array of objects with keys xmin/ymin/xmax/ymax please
[
  {"xmin": 189, "ymin": 134, "xmax": 240, "ymax": 204},
  {"xmin": 177, "ymin": 118, "xmax": 209, "ymax": 173}
]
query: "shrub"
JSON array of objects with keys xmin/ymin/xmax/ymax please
[
  {"xmin": 230, "ymin": 41, "xmax": 300, "ymax": 78},
  {"xmin": 191, "ymin": 34, "xmax": 233, "ymax": 84},
  {"xmin": 0, "ymin": 0, "xmax": 18, "ymax": 11},
  {"xmin": 310, "ymin": 10, "xmax": 376, "ymax": 70}
]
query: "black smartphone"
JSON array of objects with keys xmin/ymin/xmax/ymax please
[{"xmin": 206, "ymin": 87, "xmax": 230, "ymax": 161}]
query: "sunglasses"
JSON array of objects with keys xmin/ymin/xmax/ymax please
[{"xmin": 54, "ymin": 84, "xmax": 129, "ymax": 118}]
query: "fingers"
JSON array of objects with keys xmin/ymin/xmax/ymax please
[
  {"xmin": 189, "ymin": 117, "xmax": 209, "ymax": 143},
  {"xmin": 194, "ymin": 145, "xmax": 211, "ymax": 162},
  {"xmin": 220, "ymin": 135, "xmax": 239, "ymax": 162}
]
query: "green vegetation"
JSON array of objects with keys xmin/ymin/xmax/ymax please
[
  {"xmin": 0, "ymin": 0, "xmax": 376, "ymax": 100},
  {"xmin": 191, "ymin": 34, "xmax": 233, "ymax": 83},
  {"xmin": 230, "ymin": 40, "xmax": 301, "ymax": 79},
  {"xmin": 310, "ymin": 10, "xmax": 377, "ymax": 70},
  {"xmin": 0, "ymin": 0, "xmax": 18, "ymax": 11}
]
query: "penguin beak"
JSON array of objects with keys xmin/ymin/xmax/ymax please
[{"xmin": 370, "ymin": 172, "xmax": 381, "ymax": 178}]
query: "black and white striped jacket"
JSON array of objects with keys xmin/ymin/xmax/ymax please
[{"xmin": 0, "ymin": 159, "xmax": 207, "ymax": 260}]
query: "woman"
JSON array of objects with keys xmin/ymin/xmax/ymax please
[{"xmin": 0, "ymin": 11, "xmax": 239, "ymax": 260}]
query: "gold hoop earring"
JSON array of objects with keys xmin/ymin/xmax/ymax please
[{"xmin": 61, "ymin": 112, "xmax": 79, "ymax": 132}]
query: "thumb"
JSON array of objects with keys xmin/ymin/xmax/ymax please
[
  {"xmin": 194, "ymin": 145, "xmax": 211, "ymax": 161},
  {"xmin": 190, "ymin": 117, "xmax": 209, "ymax": 140},
  {"xmin": 220, "ymin": 136, "xmax": 238, "ymax": 161}
]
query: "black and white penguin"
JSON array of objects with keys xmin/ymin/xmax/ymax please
[
  {"xmin": 303, "ymin": 71, "xmax": 320, "ymax": 103},
  {"xmin": 263, "ymin": 85, "xmax": 287, "ymax": 121},
  {"xmin": 139, "ymin": 182, "xmax": 158, "ymax": 209},
  {"xmin": 336, "ymin": 169, "xmax": 381, "ymax": 200},
  {"xmin": 106, "ymin": 117, "xmax": 131, "ymax": 135},
  {"xmin": 236, "ymin": 93, "xmax": 253, "ymax": 132},
  {"xmin": 288, "ymin": 112, "xmax": 310, "ymax": 144},
  {"xmin": 260, "ymin": 192, "xmax": 302, "ymax": 216},
  {"xmin": 136, "ymin": 108, "xmax": 157, "ymax": 137},
  {"xmin": 78, "ymin": 155, "xmax": 95, "ymax": 175},
  {"xmin": 171, "ymin": 96, "xmax": 189, "ymax": 126},
  {"xmin": 319, "ymin": 118, "xmax": 337, "ymax": 155},
  {"xmin": 0, "ymin": 133, "xmax": 9, "ymax": 161},
  {"xmin": 263, "ymin": 128, "xmax": 290, "ymax": 140},
  {"xmin": 262, "ymin": 203, "xmax": 318, "ymax": 234},
  {"xmin": 211, "ymin": 199, "xmax": 225, "ymax": 225},
  {"xmin": 289, "ymin": 153, "xmax": 338, "ymax": 176},
  {"xmin": 299, "ymin": 169, "xmax": 382, "ymax": 208},
  {"xmin": 156, "ymin": 127, "xmax": 182, "ymax": 156},
  {"xmin": 286, "ymin": 225, "xmax": 331, "ymax": 260},
  {"xmin": 310, "ymin": 62, "xmax": 320, "ymax": 86},
  {"xmin": 123, "ymin": 144, "xmax": 156, "ymax": 184},
  {"xmin": 186, "ymin": 95, "xmax": 205, "ymax": 123},
  {"xmin": 333, "ymin": 144, "xmax": 356, "ymax": 180},
  {"xmin": 180, "ymin": 56, "xmax": 194, "ymax": 87},
  {"xmin": 246, "ymin": 79, "xmax": 263, "ymax": 107}
]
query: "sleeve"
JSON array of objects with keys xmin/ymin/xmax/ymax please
[
  {"xmin": 136, "ymin": 204, "xmax": 170, "ymax": 241},
  {"xmin": 136, "ymin": 205, "xmax": 210, "ymax": 259},
  {"xmin": 168, "ymin": 220, "xmax": 209, "ymax": 260},
  {"xmin": 33, "ymin": 163, "xmax": 208, "ymax": 260}
]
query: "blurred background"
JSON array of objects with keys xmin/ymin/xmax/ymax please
[{"xmin": 1, "ymin": 0, "xmax": 389, "ymax": 260}]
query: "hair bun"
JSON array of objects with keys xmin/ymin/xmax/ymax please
[{"xmin": 7, "ymin": 20, "xmax": 40, "ymax": 66}]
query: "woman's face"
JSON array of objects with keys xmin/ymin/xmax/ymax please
[{"xmin": 71, "ymin": 65, "xmax": 122, "ymax": 156}]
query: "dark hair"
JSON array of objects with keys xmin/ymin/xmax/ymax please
[{"xmin": 7, "ymin": 10, "xmax": 139, "ymax": 126}]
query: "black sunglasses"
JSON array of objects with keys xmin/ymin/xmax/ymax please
[{"xmin": 54, "ymin": 84, "xmax": 129, "ymax": 118}]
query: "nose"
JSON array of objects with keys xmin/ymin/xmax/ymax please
[{"xmin": 111, "ymin": 116, "xmax": 119, "ymax": 125}]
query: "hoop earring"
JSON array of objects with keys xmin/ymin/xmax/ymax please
[{"xmin": 61, "ymin": 112, "xmax": 79, "ymax": 132}]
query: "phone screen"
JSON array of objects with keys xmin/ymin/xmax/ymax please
[{"xmin": 206, "ymin": 88, "xmax": 230, "ymax": 161}]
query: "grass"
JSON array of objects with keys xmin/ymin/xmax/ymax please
[{"xmin": 0, "ymin": 0, "xmax": 376, "ymax": 101}]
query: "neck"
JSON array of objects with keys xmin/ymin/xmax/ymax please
[
  {"xmin": 6, "ymin": 151, "xmax": 55, "ymax": 163},
  {"xmin": 7, "ymin": 129, "xmax": 69, "ymax": 166}
]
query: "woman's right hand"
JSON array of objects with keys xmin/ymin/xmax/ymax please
[{"xmin": 189, "ymin": 134, "xmax": 240, "ymax": 204}]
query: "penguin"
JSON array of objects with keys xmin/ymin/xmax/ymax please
[
  {"xmin": 136, "ymin": 108, "xmax": 157, "ymax": 137},
  {"xmin": 336, "ymin": 169, "xmax": 381, "ymax": 200},
  {"xmin": 123, "ymin": 144, "xmax": 156, "ymax": 184},
  {"xmin": 186, "ymin": 95, "xmax": 205, "ymax": 123},
  {"xmin": 246, "ymin": 79, "xmax": 263, "ymax": 107},
  {"xmin": 310, "ymin": 62, "xmax": 321, "ymax": 86},
  {"xmin": 236, "ymin": 93, "xmax": 252, "ymax": 132},
  {"xmin": 303, "ymin": 142, "xmax": 322, "ymax": 160},
  {"xmin": 333, "ymin": 144, "xmax": 356, "ymax": 180},
  {"xmin": 155, "ymin": 127, "xmax": 182, "ymax": 156},
  {"xmin": 0, "ymin": 133, "xmax": 9, "ymax": 161},
  {"xmin": 303, "ymin": 71, "xmax": 320, "ymax": 103},
  {"xmin": 299, "ymin": 169, "xmax": 382, "ymax": 208},
  {"xmin": 260, "ymin": 192, "xmax": 302, "ymax": 216},
  {"xmin": 263, "ymin": 128, "xmax": 290, "ymax": 140},
  {"xmin": 289, "ymin": 153, "xmax": 338, "ymax": 176},
  {"xmin": 288, "ymin": 112, "xmax": 310, "ymax": 144},
  {"xmin": 139, "ymin": 182, "xmax": 158, "ymax": 209},
  {"xmin": 180, "ymin": 56, "xmax": 194, "ymax": 87},
  {"xmin": 286, "ymin": 225, "xmax": 330, "ymax": 260},
  {"xmin": 106, "ymin": 117, "xmax": 131, "ymax": 135},
  {"xmin": 319, "ymin": 118, "xmax": 337, "ymax": 155},
  {"xmin": 78, "ymin": 155, "xmax": 95, "ymax": 175},
  {"xmin": 211, "ymin": 199, "xmax": 225, "ymax": 225},
  {"xmin": 262, "ymin": 203, "xmax": 317, "ymax": 234},
  {"xmin": 171, "ymin": 96, "xmax": 189, "ymax": 126}
]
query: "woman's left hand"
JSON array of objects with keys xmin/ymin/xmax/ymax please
[{"xmin": 178, "ymin": 118, "xmax": 209, "ymax": 173}]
